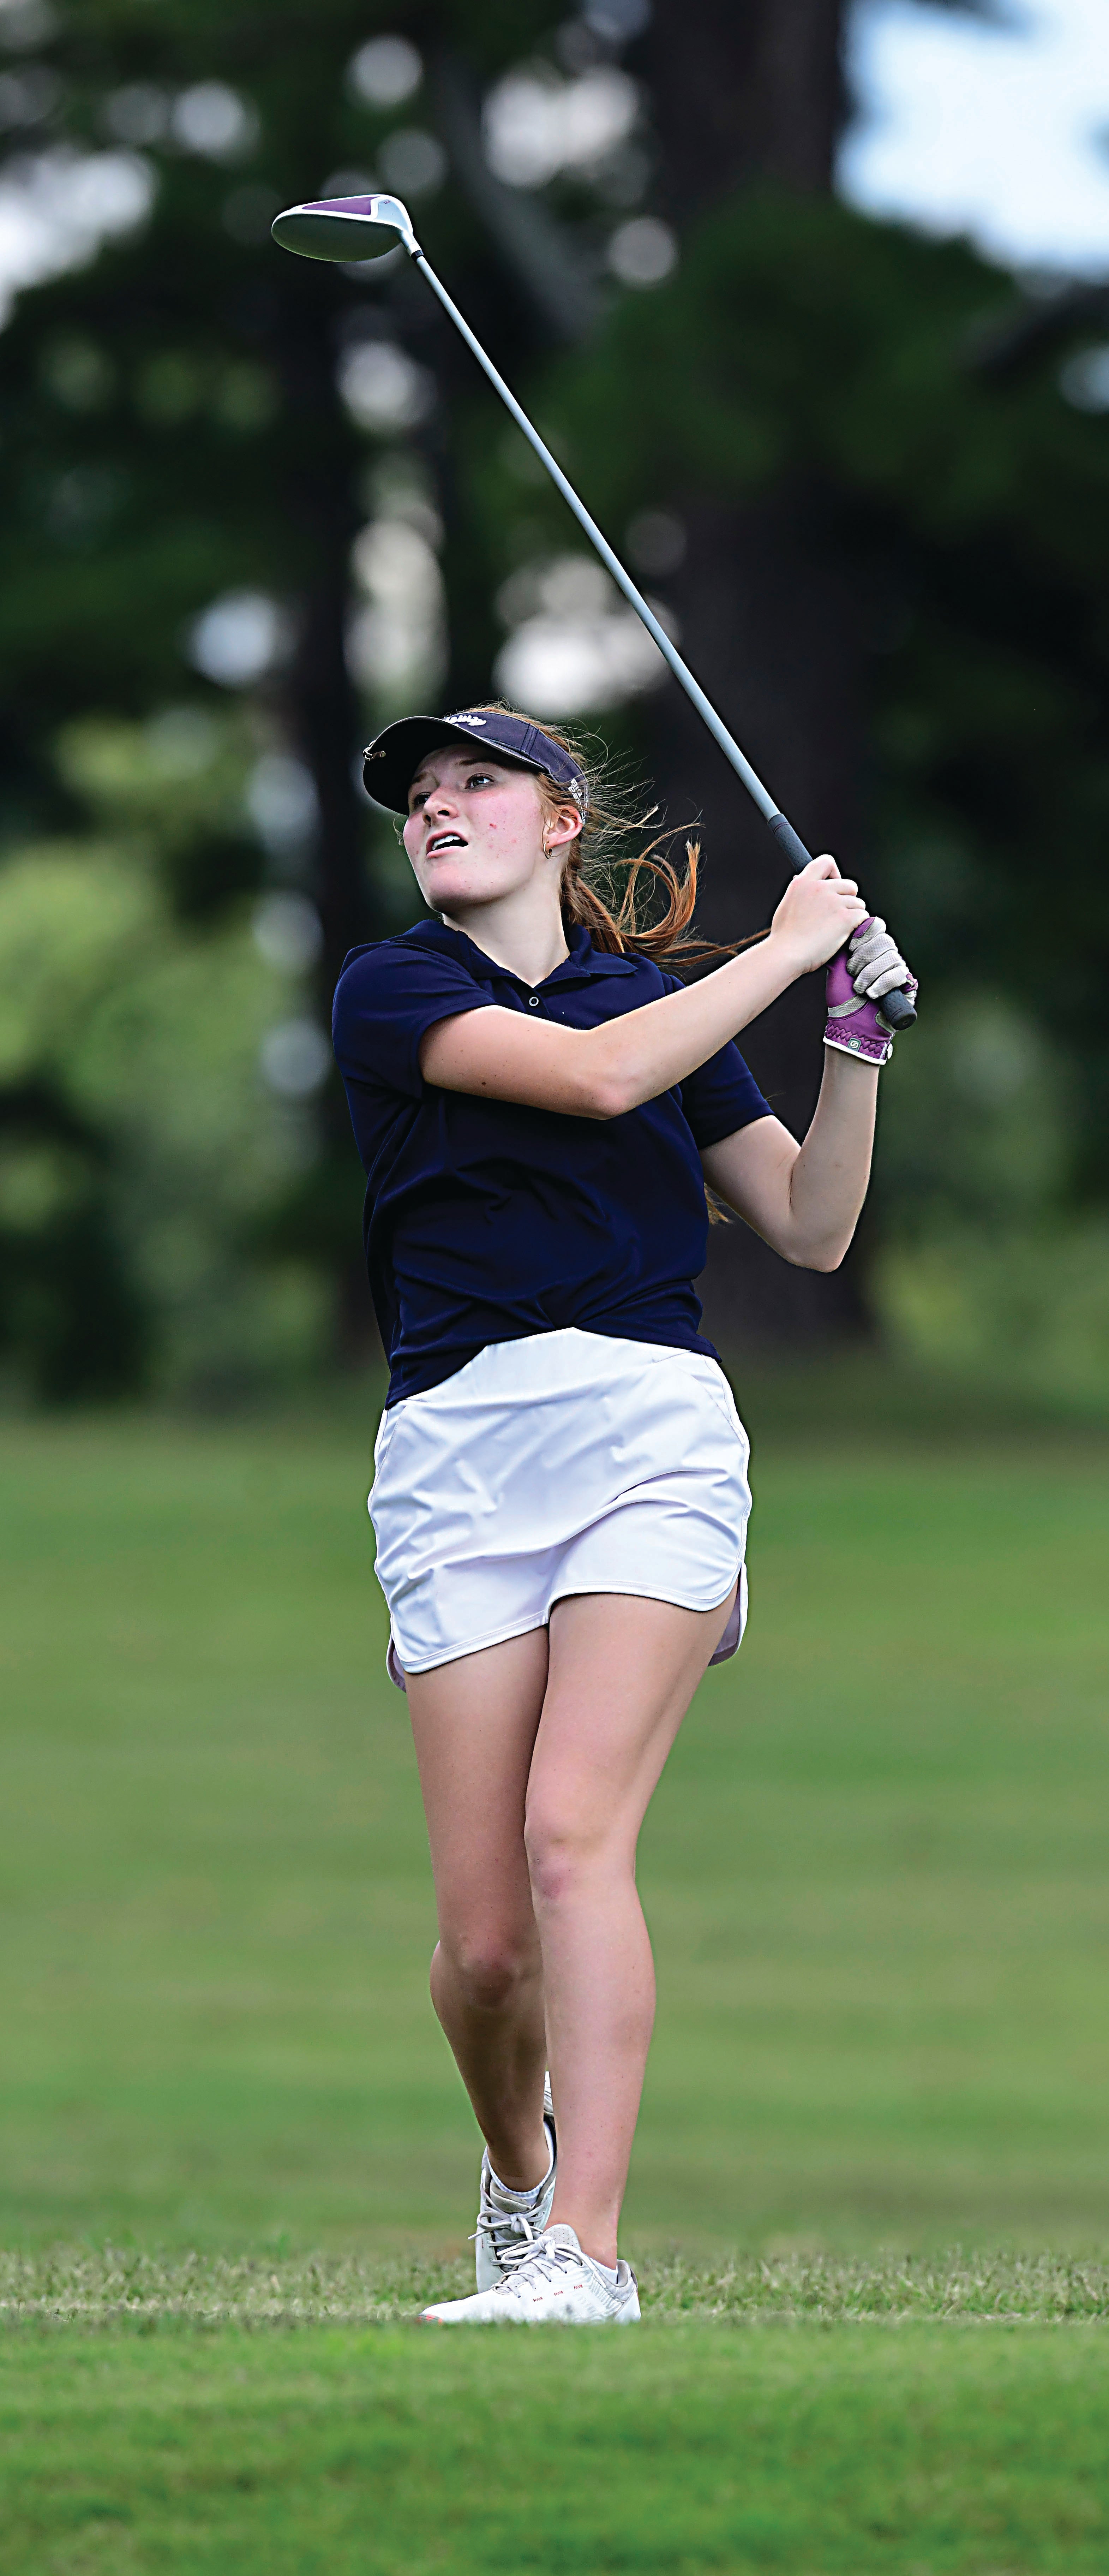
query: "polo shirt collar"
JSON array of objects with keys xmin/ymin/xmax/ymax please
[
  {"xmin": 407, "ymin": 917, "xmax": 640, "ymax": 986},
  {"xmin": 548, "ymin": 927, "xmax": 640, "ymax": 984}
]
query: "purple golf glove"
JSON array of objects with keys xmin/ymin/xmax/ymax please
[{"xmin": 825, "ymin": 917, "xmax": 917, "ymax": 1067}]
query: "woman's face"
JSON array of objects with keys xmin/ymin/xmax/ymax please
[{"xmin": 402, "ymin": 748, "xmax": 580, "ymax": 916}]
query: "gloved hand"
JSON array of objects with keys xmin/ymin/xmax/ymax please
[
  {"xmin": 824, "ymin": 916, "xmax": 917, "ymax": 1067},
  {"xmin": 844, "ymin": 917, "xmax": 912, "ymax": 1002}
]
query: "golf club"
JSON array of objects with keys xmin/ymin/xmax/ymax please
[{"xmin": 272, "ymin": 191, "xmax": 916, "ymax": 1030}]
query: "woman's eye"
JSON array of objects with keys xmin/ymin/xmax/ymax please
[
  {"xmin": 466, "ymin": 772, "xmax": 494, "ymax": 789},
  {"xmin": 410, "ymin": 793, "xmax": 426, "ymax": 811}
]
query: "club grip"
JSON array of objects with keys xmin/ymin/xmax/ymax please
[
  {"xmin": 877, "ymin": 985, "xmax": 916, "ymax": 1031},
  {"xmin": 766, "ymin": 810, "xmax": 917, "ymax": 1032},
  {"xmin": 767, "ymin": 812, "xmax": 814, "ymax": 874}
]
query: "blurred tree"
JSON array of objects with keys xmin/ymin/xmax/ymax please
[
  {"xmin": 0, "ymin": 0, "xmax": 567, "ymax": 1385},
  {"xmin": 508, "ymin": 188, "xmax": 1109, "ymax": 1194},
  {"xmin": 614, "ymin": 0, "xmax": 1019, "ymax": 1340},
  {"xmin": 646, "ymin": 0, "xmax": 846, "ymax": 210},
  {"xmin": 0, "ymin": 710, "xmax": 328, "ymax": 1400},
  {"xmin": 0, "ymin": 1075, "xmax": 149, "ymax": 1398},
  {"xmin": 462, "ymin": 0, "xmax": 1109, "ymax": 1348},
  {"xmin": 0, "ymin": 0, "xmax": 1102, "ymax": 1395},
  {"xmin": 448, "ymin": 0, "xmax": 1029, "ymax": 1346}
]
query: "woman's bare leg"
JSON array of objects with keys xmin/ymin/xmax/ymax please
[
  {"xmin": 406, "ymin": 1628, "xmax": 551, "ymax": 2191},
  {"xmin": 526, "ymin": 1587, "xmax": 736, "ymax": 2267}
]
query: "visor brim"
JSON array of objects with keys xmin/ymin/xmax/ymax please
[{"xmin": 362, "ymin": 716, "xmax": 574, "ymax": 813}]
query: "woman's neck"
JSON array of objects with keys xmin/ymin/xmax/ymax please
[{"xmin": 441, "ymin": 891, "xmax": 570, "ymax": 988}]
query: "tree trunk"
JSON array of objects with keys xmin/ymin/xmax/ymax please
[
  {"xmin": 272, "ymin": 276, "xmax": 371, "ymax": 994},
  {"xmin": 643, "ymin": 0, "xmax": 847, "ymax": 214},
  {"xmin": 640, "ymin": 0, "xmax": 870, "ymax": 1349},
  {"xmin": 272, "ymin": 275, "xmax": 379, "ymax": 1362}
]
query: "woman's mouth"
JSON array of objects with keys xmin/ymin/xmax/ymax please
[{"xmin": 426, "ymin": 831, "xmax": 467, "ymax": 855}]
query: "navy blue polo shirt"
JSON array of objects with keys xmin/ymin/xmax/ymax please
[{"xmin": 332, "ymin": 918, "xmax": 771, "ymax": 1406}]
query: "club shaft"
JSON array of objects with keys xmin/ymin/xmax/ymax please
[
  {"xmin": 409, "ymin": 243, "xmax": 915, "ymax": 1028},
  {"xmin": 413, "ymin": 249, "xmax": 780, "ymax": 829}
]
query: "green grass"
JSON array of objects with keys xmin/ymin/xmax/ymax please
[
  {"xmin": 3, "ymin": 1392, "xmax": 1109, "ymax": 2570},
  {"xmin": 5, "ymin": 2325, "xmax": 1109, "ymax": 2573},
  {"xmin": 3, "ymin": 1396, "xmax": 1109, "ymax": 2253},
  {"xmin": 7, "ymin": 2244, "xmax": 1109, "ymax": 2325}
]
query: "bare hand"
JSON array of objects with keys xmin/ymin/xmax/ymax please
[{"xmin": 768, "ymin": 856, "xmax": 868, "ymax": 977}]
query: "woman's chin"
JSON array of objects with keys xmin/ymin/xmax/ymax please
[{"xmin": 421, "ymin": 869, "xmax": 496, "ymax": 911}]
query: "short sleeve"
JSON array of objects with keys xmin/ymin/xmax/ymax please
[
  {"xmin": 332, "ymin": 938, "xmax": 496, "ymax": 1099},
  {"xmin": 678, "ymin": 1038, "xmax": 772, "ymax": 1150},
  {"xmin": 652, "ymin": 969, "xmax": 772, "ymax": 1148}
]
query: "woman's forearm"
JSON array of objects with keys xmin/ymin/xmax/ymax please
[
  {"xmin": 584, "ymin": 932, "xmax": 798, "ymax": 1114},
  {"xmin": 702, "ymin": 1046, "xmax": 878, "ymax": 1270},
  {"xmin": 420, "ymin": 862, "xmax": 869, "ymax": 1116},
  {"xmin": 784, "ymin": 1047, "xmax": 879, "ymax": 1266}
]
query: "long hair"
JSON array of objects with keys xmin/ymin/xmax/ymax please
[{"xmin": 460, "ymin": 703, "xmax": 761, "ymax": 973}]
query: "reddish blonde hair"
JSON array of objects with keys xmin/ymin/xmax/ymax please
[{"xmin": 462, "ymin": 703, "xmax": 750, "ymax": 972}]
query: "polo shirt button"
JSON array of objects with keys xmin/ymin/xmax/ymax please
[{"xmin": 528, "ymin": 994, "xmax": 540, "ymax": 1007}]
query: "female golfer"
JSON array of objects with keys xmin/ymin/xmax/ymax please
[{"xmin": 333, "ymin": 704, "xmax": 913, "ymax": 2325}]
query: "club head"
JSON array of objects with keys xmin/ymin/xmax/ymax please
[{"xmin": 271, "ymin": 192, "xmax": 417, "ymax": 263}]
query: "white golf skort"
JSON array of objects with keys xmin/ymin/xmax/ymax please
[{"xmin": 369, "ymin": 1325, "xmax": 751, "ymax": 1686}]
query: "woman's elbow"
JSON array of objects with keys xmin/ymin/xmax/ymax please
[
  {"xmin": 793, "ymin": 1232, "xmax": 853, "ymax": 1274},
  {"xmin": 573, "ymin": 1065, "xmax": 637, "ymax": 1121},
  {"xmin": 775, "ymin": 1224, "xmax": 853, "ymax": 1272}
]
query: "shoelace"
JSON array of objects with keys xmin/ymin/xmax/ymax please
[
  {"xmin": 470, "ymin": 2207, "xmax": 544, "ymax": 2263},
  {"xmin": 495, "ymin": 2237, "xmax": 587, "ymax": 2291}
]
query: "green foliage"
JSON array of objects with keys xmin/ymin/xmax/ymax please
[
  {"xmin": 509, "ymin": 187, "xmax": 1109, "ymax": 598},
  {"xmin": 490, "ymin": 189, "xmax": 1109, "ymax": 1189},
  {"xmin": 1, "ymin": 6, "xmax": 1106, "ymax": 1396},
  {"xmin": 870, "ymin": 997, "xmax": 1109, "ymax": 1408},
  {"xmin": 0, "ymin": 0, "xmax": 572, "ymax": 1395},
  {"xmin": 878, "ymin": 1218, "xmax": 1109, "ymax": 1413},
  {"xmin": 0, "ymin": 1075, "xmax": 150, "ymax": 1399},
  {"xmin": 57, "ymin": 711, "xmax": 266, "ymax": 923},
  {"xmin": 876, "ymin": 994, "xmax": 1072, "ymax": 1230},
  {"xmin": 0, "ymin": 0, "xmax": 570, "ymax": 830},
  {"xmin": 0, "ymin": 712, "xmax": 326, "ymax": 1399}
]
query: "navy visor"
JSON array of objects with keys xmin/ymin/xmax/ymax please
[{"xmin": 363, "ymin": 708, "xmax": 589, "ymax": 816}]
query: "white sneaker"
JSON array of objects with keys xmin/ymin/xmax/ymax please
[
  {"xmin": 474, "ymin": 2073, "xmax": 556, "ymax": 2291},
  {"xmin": 421, "ymin": 2223, "xmax": 640, "ymax": 2326}
]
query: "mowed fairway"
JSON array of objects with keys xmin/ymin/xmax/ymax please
[
  {"xmin": 5, "ymin": 2325, "xmax": 1109, "ymax": 2575},
  {"xmin": 2, "ymin": 1392, "xmax": 1109, "ymax": 2569},
  {"xmin": 3, "ymin": 1395, "xmax": 1109, "ymax": 2251}
]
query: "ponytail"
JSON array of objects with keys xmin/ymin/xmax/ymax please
[{"xmin": 560, "ymin": 828, "xmax": 727, "ymax": 968}]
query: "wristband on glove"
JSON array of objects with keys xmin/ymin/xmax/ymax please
[{"xmin": 824, "ymin": 917, "xmax": 918, "ymax": 1067}]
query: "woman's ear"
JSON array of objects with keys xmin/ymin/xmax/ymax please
[{"xmin": 543, "ymin": 800, "xmax": 584, "ymax": 854}]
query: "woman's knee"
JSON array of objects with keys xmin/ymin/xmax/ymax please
[
  {"xmin": 524, "ymin": 1799, "xmax": 621, "ymax": 1908},
  {"xmin": 433, "ymin": 1919, "xmax": 540, "ymax": 2012}
]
